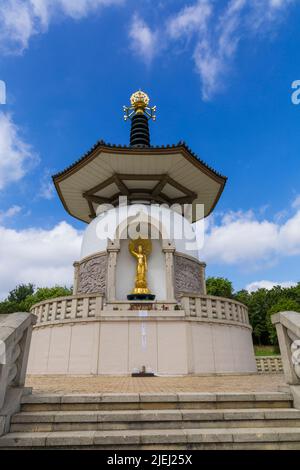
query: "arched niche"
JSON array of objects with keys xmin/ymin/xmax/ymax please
[{"xmin": 110, "ymin": 213, "xmax": 174, "ymax": 301}]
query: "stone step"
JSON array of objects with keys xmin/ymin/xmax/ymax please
[
  {"xmin": 10, "ymin": 408, "xmax": 300, "ymax": 432},
  {"xmin": 20, "ymin": 392, "xmax": 293, "ymax": 412},
  {"xmin": 1, "ymin": 427, "xmax": 300, "ymax": 450}
]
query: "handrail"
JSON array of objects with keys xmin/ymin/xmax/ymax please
[
  {"xmin": 180, "ymin": 294, "xmax": 250, "ymax": 327},
  {"xmin": 0, "ymin": 312, "xmax": 36, "ymax": 435},
  {"xmin": 30, "ymin": 294, "xmax": 104, "ymax": 325},
  {"xmin": 272, "ymin": 311, "xmax": 300, "ymax": 384}
]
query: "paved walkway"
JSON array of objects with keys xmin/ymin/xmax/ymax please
[{"xmin": 26, "ymin": 374, "xmax": 286, "ymax": 394}]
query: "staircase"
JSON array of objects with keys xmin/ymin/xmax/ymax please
[{"xmin": 1, "ymin": 392, "xmax": 300, "ymax": 449}]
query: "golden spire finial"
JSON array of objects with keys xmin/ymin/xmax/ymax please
[{"xmin": 123, "ymin": 90, "xmax": 156, "ymax": 121}]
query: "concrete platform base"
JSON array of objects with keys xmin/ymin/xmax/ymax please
[{"xmin": 27, "ymin": 313, "xmax": 256, "ymax": 376}]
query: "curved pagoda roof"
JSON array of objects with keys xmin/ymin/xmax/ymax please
[{"xmin": 53, "ymin": 139, "xmax": 227, "ymax": 224}]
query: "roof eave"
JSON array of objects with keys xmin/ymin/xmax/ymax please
[
  {"xmin": 52, "ymin": 141, "xmax": 227, "ymax": 224},
  {"xmin": 52, "ymin": 141, "xmax": 227, "ymax": 184}
]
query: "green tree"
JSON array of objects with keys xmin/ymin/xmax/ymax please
[
  {"xmin": 286, "ymin": 282, "xmax": 300, "ymax": 304},
  {"xmin": 7, "ymin": 284, "xmax": 34, "ymax": 303},
  {"xmin": 0, "ymin": 300, "xmax": 27, "ymax": 314},
  {"xmin": 24, "ymin": 286, "xmax": 72, "ymax": 311},
  {"xmin": 0, "ymin": 284, "xmax": 72, "ymax": 314},
  {"xmin": 246, "ymin": 289, "xmax": 271, "ymax": 345},
  {"xmin": 267, "ymin": 298, "xmax": 300, "ymax": 346},
  {"xmin": 234, "ymin": 289, "xmax": 251, "ymax": 306},
  {"xmin": 206, "ymin": 277, "xmax": 233, "ymax": 298}
]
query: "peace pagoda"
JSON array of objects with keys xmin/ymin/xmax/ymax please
[{"xmin": 27, "ymin": 91, "xmax": 256, "ymax": 376}]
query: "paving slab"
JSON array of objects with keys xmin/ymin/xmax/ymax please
[
  {"xmin": 264, "ymin": 409, "xmax": 300, "ymax": 419},
  {"xmin": 223, "ymin": 409, "xmax": 265, "ymax": 420},
  {"xmin": 216, "ymin": 393, "xmax": 256, "ymax": 402},
  {"xmin": 139, "ymin": 393, "xmax": 178, "ymax": 402},
  {"xmin": 177, "ymin": 393, "xmax": 217, "ymax": 402},
  {"xmin": 54, "ymin": 411, "xmax": 98, "ymax": 423},
  {"xmin": 101, "ymin": 394, "xmax": 140, "ymax": 403},
  {"xmin": 185, "ymin": 428, "xmax": 233, "ymax": 443},
  {"xmin": 61, "ymin": 394, "xmax": 102, "ymax": 403},
  {"xmin": 182, "ymin": 410, "xmax": 223, "ymax": 421},
  {"xmin": 25, "ymin": 373, "xmax": 287, "ymax": 394},
  {"xmin": 277, "ymin": 428, "xmax": 300, "ymax": 442},
  {"xmin": 232, "ymin": 428, "xmax": 280, "ymax": 442},
  {"xmin": 0, "ymin": 432, "xmax": 49, "ymax": 447},
  {"xmin": 94, "ymin": 430, "xmax": 140, "ymax": 445},
  {"xmin": 21, "ymin": 394, "xmax": 61, "ymax": 404},
  {"xmin": 254, "ymin": 392, "xmax": 292, "ymax": 401},
  {"xmin": 11, "ymin": 412, "xmax": 55, "ymax": 423},
  {"xmin": 139, "ymin": 410, "xmax": 181, "ymax": 421},
  {"xmin": 46, "ymin": 430, "xmax": 95, "ymax": 446},
  {"xmin": 139, "ymin": 429, "xmax": 186, "ymax": 444}
]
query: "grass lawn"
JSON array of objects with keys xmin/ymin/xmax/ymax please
[{"xmin": 254, "ymin": 345, "xmax": 280, "ymax": 356}]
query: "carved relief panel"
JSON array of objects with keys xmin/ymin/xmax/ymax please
[
  {"xmin": 77, "ymin": 254, "xmax": 107, "ymax": 295},
  {"xmin": 174, "ymin": 254, "xmax": 205, "ymax": 299}
]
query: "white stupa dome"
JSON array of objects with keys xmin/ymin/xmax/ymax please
[{"xmin": 80, "ymin": 204, "xmax": 200, "ymax": 261}]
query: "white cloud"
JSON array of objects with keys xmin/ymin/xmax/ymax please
[
  {"xmin": 279, "ymin": 210, "xmax": 300, "ymax": 255},
  {"xmin": 269, "ymin": 0, "xmax": 294, "ymax": 9},
  {"xmin": 202, "ymin": 208, "xmax": 300, "ymax": 266},
  {"xmin": 292, "ymin": 194, "xmax": 300, "ymax": 209},
  {"xmin": 167, "ymin": 0, "xmax": 211, "ymax": 39},
  {"xmin": 165, "ymin": 0, "xmax": 296, "ymax": 99},
  {"xmin": 129, "ymin": 13, "xmax": 158, "ymax": 64},
  {"xmin": 53, "ymin": 0, "xmax": 123, "ymax": 19},
  {"xmin": 0, "ymin": 204, "xmax": 299, "ymax": 299},
  {"xmin": 38, "ymin": 169, "xmax": 55, "ymax": 200},
  {"xmin": 0, "ymin": 221, "xmax": 82, "ymax": 299},
  {"xmin": 246, "ymin": 280, "xmax": 297, "ymax": 292},
  {"xmin": 0, "ymin": 80, "xmax": 6, "ymax": 105},
  {"xmin": 0, "ymin": 0, "xmax": 124, "ymax": 53},
  {"xmin": 0, "ymin": 205, "xmax": 21, "ymax": 224},
  {"xmin": 0, "ymin": 112, "xmax": 38, "ymax": 190}
]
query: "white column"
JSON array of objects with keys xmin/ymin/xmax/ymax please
[
  {"xmin": 162, "ymin": 240, "xmax": 176, "ymax": 302},
  {"xmin": 73, "ymin": 262, "xmax": 79, "ymax": 295},
  {"xmin": 201, "ymin": 262, "xmax": 207, "ymax": 295},
  {"xmin": 106, "ymin": 239, "xmax": 120, "ymax": 302}
]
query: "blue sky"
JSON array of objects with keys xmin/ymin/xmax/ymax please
[{"xmin": 0, "ymin": 0, "xmax": 300, "ymax": 298}]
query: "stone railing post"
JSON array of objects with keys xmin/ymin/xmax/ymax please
[
  {"xmin": 272, "ymin": 311, "xmax": 300, "ymax": 408},
  {"xmin": 180, "ymin": 296, "xmax": 191, "ymax": 316},
  {"xmin": 0, "ymin": 312, "xmax": 36, "ymax": 436}
]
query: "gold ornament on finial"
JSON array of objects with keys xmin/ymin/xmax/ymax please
[{"xmin": 123, "ymin": 90, "xmax": 156, "ymax": 121}]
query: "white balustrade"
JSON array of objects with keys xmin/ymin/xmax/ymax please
[
  {"xmin": 256, "ymin": 356, "xmax": 283, "ymax": 374},
  {"xmin": 180, "ymin": 294, "xmax": 250, "ymax": 327},
  {"xmin": 30, "ymin": 294, "xmax": 104, "ymax": 325},
  {"xmin": 272, "ymin": 311, "xmax": 300, "ymax": 409},
  {"xmin": 272, "ymin": 311, "xmax": 300, "ymax": 384},
  {"xmin": 0, "ymin": 312, "xmax": 36, "ymax": 436}
]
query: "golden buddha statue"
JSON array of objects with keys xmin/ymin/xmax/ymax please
[{"xmin": 129, "ymin": 238, "xmax": 152, "ymax": 295}]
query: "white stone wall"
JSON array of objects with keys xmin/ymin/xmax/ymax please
[
  {"xmin": 80, "ymin": 205, "xmax": 199, "ymax": 261},
  {"xmin": 190, "ymin": 323, "xmax": 256, "ymax": 373},
  {"xmin": 27, "ymin": 317, "xmax": 256, "ymax": 376}
]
